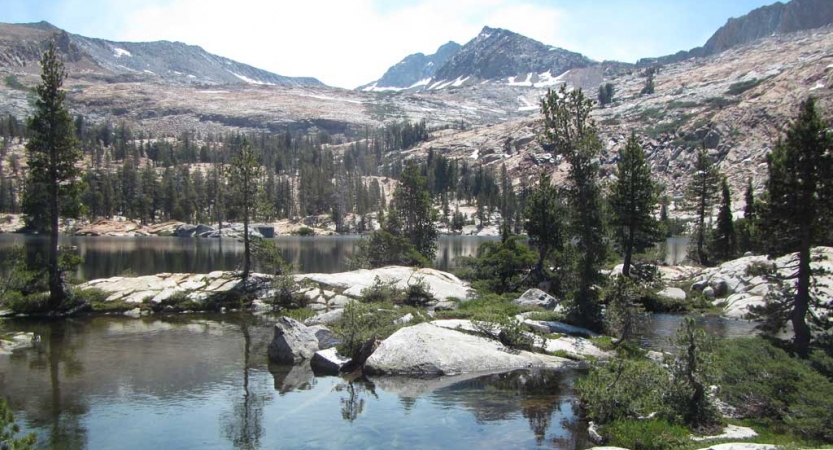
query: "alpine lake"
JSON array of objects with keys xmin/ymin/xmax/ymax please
[{"xmin": 0, "ymin": 234, "xmax": 752, "ymax": 450}]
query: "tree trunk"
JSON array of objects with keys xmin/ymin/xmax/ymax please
[
  {"xmin": 792, "ymin": 242, "xmax": 812, "ymax": 358},
  {"xmin": 48, "ymin": 159, "xmax": 63, "ymax": 309},
  {"xmin": 622, "ymin": 225, "xmax": 634, "ymax": 277},
  {"xmin": 242, "ymin": 191, "xmax": 250, "ymax": 282}
]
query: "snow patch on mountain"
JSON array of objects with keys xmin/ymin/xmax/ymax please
[{"xmin": 113, "ymin": 47, "xmax": 131, "ymax": 58}]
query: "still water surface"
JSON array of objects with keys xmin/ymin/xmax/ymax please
[
  {"xmin": 0, "ymin": 234, "xmax": 689, "ymax": 280},
  {"xmin": 0, "ymin": 315, "xmax": 586, "ymax": 450},
  {"xmin": 0, "ymin": 235, "xmax": 499, "ymax": 280}
]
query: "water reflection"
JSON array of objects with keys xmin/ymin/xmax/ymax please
[
  {"xmin": 637, "ymin": 313, "xmax": 759, "ymax": 351},
  {"xmin": 0, "ymin": 235, "xmax": 498, "ymax": 279},
  {"xmin": 1, "ymin": 315, "xmax": 587, "ymax": 450}
]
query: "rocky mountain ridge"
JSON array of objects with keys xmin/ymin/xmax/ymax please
[
  {"xmin": 359, "ymin": 41, "xmax": 461, "ymax": 91},
  {"xmin": 0, "ymin": 21, "xmax": 323, "ymax": 86},
  {"xmin": 639, "ymin": 0, "xmax": 833, "ymax": 67}
]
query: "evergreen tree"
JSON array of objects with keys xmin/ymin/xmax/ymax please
[
  {"xmin": 22, "ymin": 42, "xmax": 82, "ymax": 308},
  {"xmin": 737, "ymin": 177, "xmax": 757, "ymax": 254},
  {"xmin": 684, "ymin": 147, "xmax": 721, "ymax": 266},
  {"xmin": 610, "ymin": 132, "xmax": 660, "ymax": 277},
  {"xmin": 227, "ymin": 137, "xmax": 262, "ymax": 281},
  {"xmin": 758, "ymin": 97, "xmax": 832, "ymax": 358},
  {"xmin": 540, "ymin": 85, "xmax": 607, "ymax": 329},
  {"xmin": 711, "ymin": 178, "xmax": 736, "ymax": 263},
  {"xmin": 523, "ymin": 172, "xmax": 565, "ymax": 285},
  {"xmin": 597, "ymin": 83, "xmax": 615, "ymax": 106},
  {"xmin": 393, "ymin": 162, "xmax": 438, "ymax": 261},
  {"xmin": 744, "ymin": 177, "xmax": 756, "ymax": 222}
]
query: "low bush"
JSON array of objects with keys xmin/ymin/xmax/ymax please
[
  {"xmin": 293, "ymin": 227, "xmax": 315, "ymax": 236},
  {"xmin": 435, "ymin": 292, "xmax": 528, "ymax": 321},
  {"xmin": 601, "ymin": 419, "xmax": 689, "ymax": 450},
  {"xmin": 333, "ymin": 301, "xmax": 424, "ymax": 361},
  {"xmin": 575, "ymin": 358, "xmax": 671, "ymax": 424},
  {"xmin": 714, "ymin": 337, "xmax": 833, "ymax": 442},
  {"xmin": 726, "ymin": 78, "xmax": 764, "ymax": 96}
]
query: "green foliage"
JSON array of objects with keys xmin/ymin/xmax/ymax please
[
  {"xmin": 359, "ymin": 275, "xmax": 434, "ymax": 307},
  {"xmin": 23, "ymin": 42, "xmax": 84, "ymax": 309},
  {"xmin": 604, "ymin": 275, "xmax": 647, "ymax": 343},
  {"xmin": 0, "ymin": 397, "xmax": 36, "ymax": 450},
  {"xmin": 575, "ymin": 358, "xmax": 671, "ymax": 424},
  {"xmin": 226, "ymin": 136, "xmax": 263, "ymax": 280},
  {"xmin": 436, "ymin": 292, "xmax": 527, "ymax": 321},
  {"xmin": 598, "ymin": 83, "xmax": 615, "ymax": 106},
  {"xmin": 641, "ymin": 66, "xmax": 659, "ymax": 96},
  {"xmin": 710, "ymin": 178, "xmax": 736, "ymax": 263},
  {"xmin": 703, "ymin": 96, "xmax": 739, "ymax": 109},
  {"xmin": 666, "ymin": 317, "xmax": 721, "ymax": 430},
  {"xmin": 282, "ymin": 307, "xmax": 316, "ymax": 322},
  {"xmin": 540, "ymin": 84, "xmax": 607, "ymax": 330},
  {"xmin": 726, "ymin": 78, "xmax": 764, "ymax": 96},
  {"xmin": 292, "ymin": 226, "xmax": 315, "ymax": 236},
  {"xmin": 457, "ymin": 236, "xmax": 536, "ymax": 294},
  {"xmin": 473, "ymin": 314, "xmax": 534, "ymax": 351},
  {"xmin": 524, "ymin": 172, "xmax": 566, "ymax": 283},
  {"xmin": 601, "ymin": 419, "xmax": 689, "ymax": 450},
  {"xmin": 4, "ymin": 75, "xmax": 27, "ymax": 92},
  {"xmin": 393, "ymin": 162, "xmax": 438, "ymax": 261},
  {"xmin": 757, "ymin": 97, "xmax": 832, "ymax": 357},
  {"xmin": 637, "ymin": 108, "xmax": 665, "ymax": 121},
  {"xmin": 333, "ymin": 301, "xmax": 421, "ymax": 361},
  {"xmin": 610, "ymin": 132, "xmax": 661, "ymax": 276},
  {"xmin": 350, "ymin": 230, "xmax": 431, "ymax": 269},
  {"xmin": 685, "ymin": 148, "xmax": 721, "ymax": 266},
  {"xmin": 714, "ymin": 338, "xmax": 833, "ymax": 441}
]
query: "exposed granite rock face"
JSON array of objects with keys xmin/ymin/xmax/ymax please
[
  {"xmin": 267, "ymin": 317, "xmax": 338, "ymax": 364},
  {"xmin": 364, "ymin": 322, "xmax": 573, "ymax": 376},
  {"xmin": 639, "ymin": 0, "xmax": 833, "ymax": 66},
  {"xmin": 434, "ymin": 26, "xmax": 593, "ymax": 82},
  {"xmin": 360, "ymin": 41, "xmax": 461, "ymax": 90},
  {"xmin": 512, "ymin": 288, "xmax": 559, "ymax": 310}
]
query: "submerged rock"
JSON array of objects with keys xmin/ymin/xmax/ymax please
[{"xmin": 364, "ymin": 322, "xmax": 572, "ymax": 376}]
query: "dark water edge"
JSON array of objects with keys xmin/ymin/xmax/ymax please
[
  {"xmin": 0, "ymin": 314, "xmax": 588, "ymax": 450},
  {"xmin": 0, "ymin": 234, "xmax": 500, "ymax": 279}
]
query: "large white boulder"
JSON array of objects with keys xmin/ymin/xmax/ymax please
[
  {"xmin": 364, "ymin": 322, "xmax": 573, "ymax": 376},
  {"xmin": 513, "ymin": 288, "xmax": 559, "ymax": 310},
  {"xmin": 297, "ymin": 266, "xmax": 472, "ymax": 302}
]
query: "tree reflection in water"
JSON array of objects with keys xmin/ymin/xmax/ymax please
[
  {"xmin": 335, "ymin": 376, "xmax": 378, "ymax": 423},
  {"xmin": 221, "ymin": 314, "xmax": 267, "ymax": 450}
]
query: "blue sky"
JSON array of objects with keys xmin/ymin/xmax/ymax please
[{"xmin": 1, "ymin": 0, "xmax": 779, "ymax": 88}]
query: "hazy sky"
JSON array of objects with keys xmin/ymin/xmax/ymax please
[{"xmin": 2, "ymin": 0, "xmax": 778, "ymax": 88}]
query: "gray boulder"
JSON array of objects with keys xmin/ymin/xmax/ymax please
[
  {"xmin": 364, "ymin": 323, "xmax": 571, "ymax": 376},
  {"xmin": 513, "ymin": 288, "xmax": 557, "ymax": 310},
  {"xmin": 691, "ymin": 280, "xmax": 709, "ymax": 293},
  {"xmin": 174, "ymin": 224, "xmax": 197, "ymax": 237},
  {"xmin": 195, "ymin": 224, "xmax": 214, "ymax": 235},
  {"xmin": 658, "ymin": 287, "xmax": 687, "ymax": 301},
  {"xmin": 703, "ymin": 286, "xmax": 716, "ymax": 300},
  {"xmin": 304, "ymin": 309, "xmax": 344, "ymax": 326},
  {"xmin": 310, "ymin": 348, "xmax": 351, "ymax": 376},
  {"xmin": 267, "ymin": 317, "xmax": 338, "ymax": 364}
]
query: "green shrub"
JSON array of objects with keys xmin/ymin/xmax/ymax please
[
  {"xmin": 0, "ymin": 397, "xmax": 36, "ymax": 450},
  {"xmin": 472, "ymin": 314, "xmax": 534, "ymax": 351},
  {"xmin": 293, "ymin": 226, "xmax": 315, "ymax": 236},
  {"xmin": 456, "ymin": 237, "xmax": 536, "ymax": 294},
  {"xmin": 333, "ymin": 302, "xmax": 420, "ymax": 361},
  {"xmin": 576, "ymin": 359, "xmax": 671, "ymax": 424},
  {"xmin": 282, "ymin": 307, "xmax": 316, "ymax": 322},
  {"xmin": 666, "ymin": 317, "xmax": 721, "ymax": 431},
  {"xmin": 361, "ymin": 276, "xmax": 402, "ymax": 303},
  {"xmin": 726, "ymin": 78, "xmax": 764, "ymax": 96},
  {"xmin": 402, "ymin": 277, "xmax": 434, "ymax": 306},
  {"xmin": 601, "ymin": 419, "xmax": 688, "ymax": 450},
  {"xmin": 714, "ymin": 337, "xmax": 833, "ymax": 441},
  {"xmin": 3, "ymin": 291, "xmax": 51, "ymax": 315},
  {"xmin": 436, "ymin": 292, "xmax": 527, "ymax": 320},
  {"xmin": 4, "ymin": 75, "xmax": 27, "ymax": 91},
  {"xmin": 349, "ymin": 230, "xmax": 431, "ymax": 269},
  {"xmin": 703, "ymin": 96, "xmax": 739, "ymax": 109},
  {"xmin": 745, "ymin": 260, "xmax": 775, "ymax": 277}
]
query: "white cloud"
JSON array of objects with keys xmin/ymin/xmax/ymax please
[{"xmin": 113, "ymin": 0, "xmax": 568, "ymax": 89}]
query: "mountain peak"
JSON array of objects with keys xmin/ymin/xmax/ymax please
[{"xmin": 359, "ymin": 41, "xmax": 462, "ymax": 91}]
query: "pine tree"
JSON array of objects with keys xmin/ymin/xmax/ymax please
[
  {"xmin": 22, "ymin": 42, "xmax": 82, "ymax": 308},
  {"xmin": 684, "ymin": 147, "xmax": 721, "ymax": 266},
  {"xmin": 227, "ymin": 137, "xmax": 262, "ymax": 281},
  {"xmin": 523, "ymin": 172, "xmax": 565, "ymax": 283},
  {"xmin": 610, "ymin": 132, "xmax": 660, "ymax": 277},
  {"xmin": 540, "ymin": 85, "xmax": 607, "ymax": 329},
  {"xmin": 758, "ymin": 97, "xmax": 832, "ymax": 358},
  {"xmin": 711, "ymin": 177, "xmax": 736, "ymax": 263},
  {"xmin": 394, "ymin": 162, "xmax": 438, "ymax": 261}
]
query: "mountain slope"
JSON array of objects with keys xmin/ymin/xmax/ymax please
[
  {"xmin": 639, "ymin": 0, "xmax": 833, "ymax": 66},
  {"xmin": 0, "ymin": 21, "xmax": 323, "ymax": 86},
  {"xmin": 360, "ymin": 41, "xmax": 461, "ymax": 91},
  {"xmin": 434, "ymin": 26, "xmax": 593, "ymax": 82}
]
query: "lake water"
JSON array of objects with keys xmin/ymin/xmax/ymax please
[
  {"xmin": 0, "ymin": 235, "xmax": 499, "ymax": 280},
  {"xmin": 0, "ymin": 234, "xmax": 689, "ymax": 281},
  {"xmin": 0, "ymin": 315, "xmax": 588, "ymax": 450}
]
